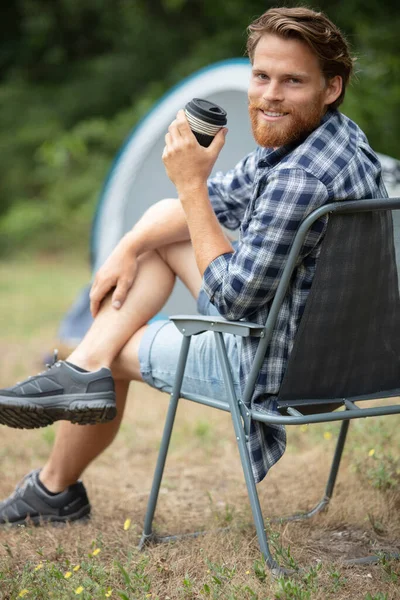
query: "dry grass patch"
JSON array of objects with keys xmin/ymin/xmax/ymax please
[
  {"xmin": 0, "ymin": 377, "xmax": 398, "ymax": 599},
  {"xmin": 0, "ymin": 255, "xmax": 399, "ymax": 599}
]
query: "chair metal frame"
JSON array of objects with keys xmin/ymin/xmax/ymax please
[{"xmin": 139, "ymin": 198, "xmax": 400, "ymax": 575}]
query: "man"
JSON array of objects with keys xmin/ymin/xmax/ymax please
[{"xmin": 0, "ymin": 7, "xmax": 387, "ymax": 524}]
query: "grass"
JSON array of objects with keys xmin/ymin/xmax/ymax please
[
  {"xmin": 0, "ymin": 253, "xmax": 399, "ymax": 600},
  {"xmin": 0, "ymin": 250, "xmax": 90, "ymax": 340}
]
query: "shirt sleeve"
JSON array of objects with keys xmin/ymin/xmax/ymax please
[
  {"xmin": 207, "ymin": 149, "xmax": 259, "ymax": 230},
  {"xmin": 202, "ymin": 168, "xmax": 330, "ymax": 320}
]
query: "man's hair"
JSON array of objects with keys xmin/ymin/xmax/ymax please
[{"xmin": 246, "ymin": 7, "xmax": 354, "ymax": 109}]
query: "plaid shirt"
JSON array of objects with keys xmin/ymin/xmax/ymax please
[{"xmin": 202, "ymin": 109, "xmax": 388, "ymax": 483}]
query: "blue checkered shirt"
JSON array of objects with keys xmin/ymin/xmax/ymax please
[{"xmin": 202, "ymin": 110, "xmax": 388, "ymax": 483}]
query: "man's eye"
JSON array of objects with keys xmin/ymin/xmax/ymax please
[
  {"xmin": 288, "ymin": 78, "xmax": 301, "ymax": 84},
  {"xmin": 257, "ymin": 73, "xmax": 268, "ymax": 80}
]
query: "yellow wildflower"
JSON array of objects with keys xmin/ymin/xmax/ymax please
[
  {"xmin": 64, "ymin": 571, "xmax": 72, "ymax": 579},
  {"xmin": 73, "ymin": 565, "xmax": 81, "ymax": 572},
  {"xmin": 34, "ymin": 563, "xmax": 43, "ymax": 571},
  {"xmin": 18, "ymin": 591, "xmax": 29, "ymax": 598},
  {"xmin": 323, "ymin": 431, "xmax": 332, "ymax": 440},
  {"xmin": 105, "ymin": 590, "xmax": 112, "ymax": 598},
  {"xmin": 92, "ymin": 548, "xmax": 101, "ymax": 556},
  {"xmin": 246, "ymin": 570, "xmax": 250, "ymax": 574},
  {"xmin": 75, "ymin": 587, "xmax": 84, "ymax": 595},
  {"xmin": 368, "ymin": 448, "xmax": 375, "ymax": 457},
  {"xmin": 124, "ymin": 518, "xmax": 131, "ymax": 531}
]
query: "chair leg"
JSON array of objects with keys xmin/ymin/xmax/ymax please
[
  {"xmin": 138, "ymin": 335, "xmax": 191, "ymax": 550},
  {"xmin": 214, "ymin": 333, "xmax": 292, "ymax": 576},
  {"xmin": 325, "ymin": 419, "xmax": 350, "ymax": 498},
  {"xmin": 276, "ymin": 419, "xmax": 350, "ymax": 523}
]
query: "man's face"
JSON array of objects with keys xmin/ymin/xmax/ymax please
[{"xmin": 248, "ymin": 33, "xmax": 341, "ymax": 148}]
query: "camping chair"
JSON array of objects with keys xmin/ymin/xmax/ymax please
[{"xmin": 138, "ymin": 198, "xmax": 400, "ymax": 575}]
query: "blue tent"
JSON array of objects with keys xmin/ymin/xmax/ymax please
[{"xmin": 59, "ymin": 59, "xmax": 400, "ymax": 346}]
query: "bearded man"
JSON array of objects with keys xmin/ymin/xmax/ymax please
[{"xmin": 0, "ymin": 7, "xmax": 387, "ymax": 524}]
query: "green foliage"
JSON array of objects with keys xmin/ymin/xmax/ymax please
[
  {"xmin": 328, "ymin": 568, "xmax": 348, "ymax": 593},
  {"xmin": 0, "ymin": 0, "xmax": 399, "ymax": 255},
  {"xmin": 0, "ymin": 551, "xmax": 153, "ymax": 599},
  {"xmin": 274, "ymin": 564, "xmax": 322, "ymax": 600},
  {"xmin": 366, "ymin": 453, "xmax": 400, "ymax": 491},
  {"xmin": 379, "ymin": 554, "xmax": 399, "ymax": 584},
  {"xmin": 342, "ymin": 19, "xmax": 400, "ymax": 158},
  {"xmin": 350, "ymin": 419, "xmax": 400, "ymax": 492},
  {"xmin": 275, "ymin": 578, "xmax": 312, "ymax": 600}
]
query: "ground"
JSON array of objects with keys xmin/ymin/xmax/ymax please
[{"xmin": 0, "ymin": 254, "xmax": 398, "ymax": 600}]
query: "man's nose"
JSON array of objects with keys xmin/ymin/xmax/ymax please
[{"xmin": 262, "ymin": 80, "xmax": 284, "ymax": 103}]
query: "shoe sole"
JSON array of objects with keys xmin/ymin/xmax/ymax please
[
  {"xmin": 0, "ymin": 393, "xmax": 116, "ymax": 429},
  {"xmin": 2, "ymin": 505, "xmax": 91, "ymax": 527}
]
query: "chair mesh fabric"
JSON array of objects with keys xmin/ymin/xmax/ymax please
[{"xmin": 277, "ymin": 210, "xmax": 400, "ymax": 407}]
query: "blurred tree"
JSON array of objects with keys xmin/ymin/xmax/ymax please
[{"xmin": 0, "ymin": 0, "xmax": 398, "ymax": 254}]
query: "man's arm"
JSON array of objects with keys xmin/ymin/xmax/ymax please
[
  {"xmin": 207, "ymin": 149, "xmax": 259, "ymax": 230},
  {"xmin": 163, "ymin": 110, "xmax": 237, "ymax": 277},
  {"xmin": 202, "ymin": 168, "xmax": 330, "ymax": 321},
  {"xmin": 178, "ymin": 182, "xmax": 233, "ymax": 274}
]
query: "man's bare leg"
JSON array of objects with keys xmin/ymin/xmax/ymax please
[
  {"xmin": 67, "ymin": 251, "xmax": 173, "ymax": 371},
  {"xmin": 40, "ymin": 241, "xmax": 202, "ymax": 492}
]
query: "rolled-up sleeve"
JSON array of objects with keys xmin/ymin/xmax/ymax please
[
  {"xmin": 202, "ymin": 168, "xmax": 329, "ymax": 320},
  {"xmin": 207, "ymin": 149, "xmax": 259, "ymax": 230}
]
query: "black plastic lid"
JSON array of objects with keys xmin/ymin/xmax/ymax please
[{"xmin": 185, "ymin": 98, "xmax": 227, "ymax": 126}]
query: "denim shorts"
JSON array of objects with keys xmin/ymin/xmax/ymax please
[{"xmin": 138, "ymin": 289, "xmax": 241, "ymax": 400}]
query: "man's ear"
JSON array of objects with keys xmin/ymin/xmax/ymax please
[{"xmin": 324, "ymin": 75, "xmax": 342, "ymax": 107}]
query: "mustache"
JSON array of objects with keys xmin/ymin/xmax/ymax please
[{"xmin": 248, "ymin": 101, "xmax": 289, "ymax": 113}]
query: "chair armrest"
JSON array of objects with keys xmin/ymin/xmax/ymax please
[{"xmin": 169, "ymin": 314, "xmax": 265, "ymax": 338}]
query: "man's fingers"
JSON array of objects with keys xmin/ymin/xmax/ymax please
[
  {"xmin": 176, "ymin": 109, "xmax": 190, "ymax": 128},
  {"xmin": 90, "ymin": 297, "xmax": 101, "ymax": 318},
  {"xmin": 90, "ymin": 285, "xmax": 107, "ymax": 317},
  {"xmin": 112, "ymin": 279, "xmax": 133, "ymax": 310},
  {"xmin": 168, "ymin": 111, "xmax": 198, "ymax": 147},
  {"xmin": 89, "ymin": 278, "xmax": 114, "ymax": 317},
  {"xmin": 164, "ymin": 132, "xmax": 172, "ymax": 148},
  {"xmin": 168, "ymin": 119, "xmax": 182, "ymax": 141},
  {"xmin": 176, "ymin": 110, "xmax": 194, "ymax": 138},
  {"xmin": 209, "ymin": 127, "xmax": 228, "ymax": 155}
]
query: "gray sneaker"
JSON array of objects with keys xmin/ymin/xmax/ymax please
[
  {"xmin": 0, "ymin": 357, "xmax": 116, "ymax": 429},
  {"xmin": 0, "ymin": 470, "xmax": 90, "ymax": 526}
]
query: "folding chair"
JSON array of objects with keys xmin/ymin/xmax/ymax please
[{"xmin": 139, "ymin": 198, "xmax": 400, "ymax": 575}]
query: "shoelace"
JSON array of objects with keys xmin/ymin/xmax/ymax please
[
  {"xmin": 16, "ymin": 350, "xmax": 60, "ymax": 385},
  {"xmin": 45, "ymin": 349, "xmax": 59, "ymax": 370}
]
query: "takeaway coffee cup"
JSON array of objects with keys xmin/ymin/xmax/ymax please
[{"xmin": 184, "ymin": 98, "xmax": 227, "ymax": 147}]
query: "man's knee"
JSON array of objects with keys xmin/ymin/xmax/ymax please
[
  {"xmin": 156, "ymin": 240, "xmax": 201, "ymax": 299},
  {"xmin": 156, "ymin": 239, "xmax": 193, "ymax": 265}
]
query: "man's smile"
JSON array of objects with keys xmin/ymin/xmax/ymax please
[{"xmin": 259, "ymin": 108, "xmax": 289, "ymax": 122}]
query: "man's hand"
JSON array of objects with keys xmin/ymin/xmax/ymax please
[
  {"xmin": 162, "ymin": 109, "xmax": 227, "ymax": 194},
  {"xmin": 90, "ymin": 237, "xmax": 137, "ymax": 317}
]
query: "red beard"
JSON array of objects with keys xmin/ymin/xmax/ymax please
[{"xmin": 248, "ymin": 97, "xmax": 326, "ymax": 148}]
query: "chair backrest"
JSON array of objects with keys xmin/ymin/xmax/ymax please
[{"xmin": 277, "ymin": 208, "xmax": 400, "ymax": 407}]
